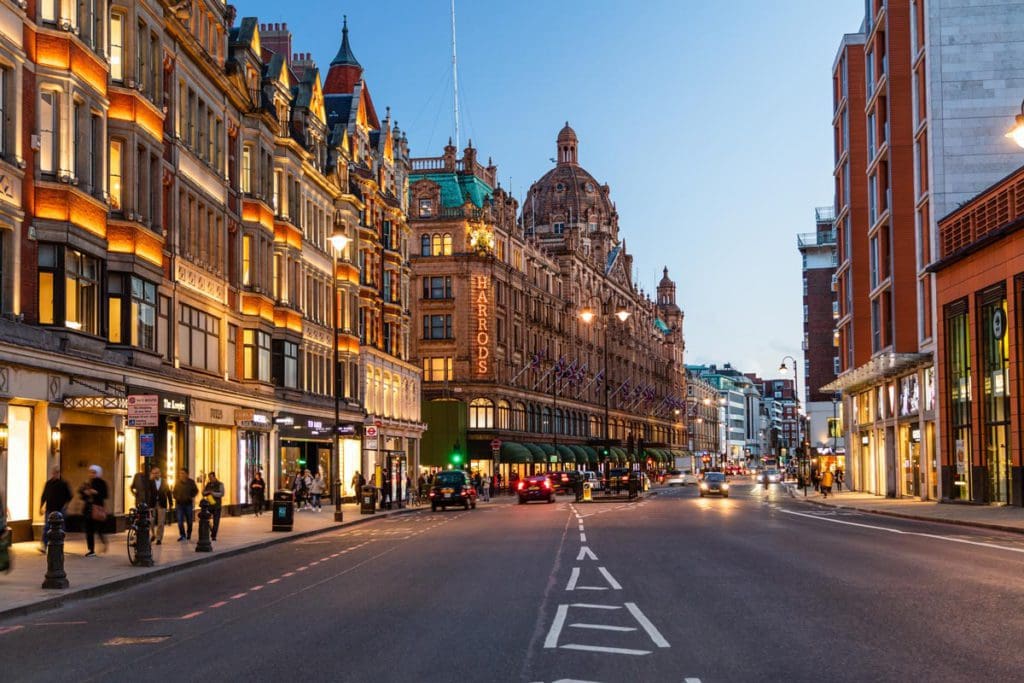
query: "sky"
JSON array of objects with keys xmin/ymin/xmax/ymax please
[{"xmin": 238, "ymin": 0, "xmax": 866, "ymax": 392}]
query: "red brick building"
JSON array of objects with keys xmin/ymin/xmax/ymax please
[{"xmin": 934, "ymin": 166, "xmax": 1024, "ymax": 505}]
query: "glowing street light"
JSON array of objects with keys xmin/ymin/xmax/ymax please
[{"xmin": 1006, "ymin": 98, "xmax": 1024, "ymax": 149}]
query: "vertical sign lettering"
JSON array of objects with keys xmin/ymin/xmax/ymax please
[{"xmin": 472, "ymin": 274, "xmax": 492, "ymax": 377}]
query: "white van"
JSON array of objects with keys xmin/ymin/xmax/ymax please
[{"xmin": 580, "ymin": 470, "xmax": 602, "ymax": 491}]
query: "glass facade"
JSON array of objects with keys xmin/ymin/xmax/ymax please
[
  {"xmin": 979, "ymin": 293, "xmax": 1010, "ymax": 503},
  {"xmin": 945, "ymin": 302, "xmax": 971, "ymax": 500}
]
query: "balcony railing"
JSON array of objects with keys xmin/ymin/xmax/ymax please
[{"xmin": 797, "ymin": 230, "xmax": 837, "ymax": 247}]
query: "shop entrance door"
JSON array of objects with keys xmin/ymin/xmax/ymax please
[
  {"xmin": 987, "ymin": 425, "xmax": 1010, "ymax": 503},
  {"xmin": 909, "ymin": 440, "xmax": 920, "ymax": 498}
]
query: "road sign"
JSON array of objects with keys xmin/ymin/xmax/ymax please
[
  {"xmin": 490, "ymin": 438, "xmax": 501, "ymax": 449},
  {"xmin": 365, "ymin": 425, "xmax": 378, "ymax": 438},
  {"xmin": 365, "ymin": 438, "xmax": 378, "ymax": 450},
  {"xmin": 140, "ymin": 433, "xmax": 155, "ymax": 458},
  {"xmin": 491, "ymin": 445, "xmax": 500, "ymax": 457},
  {"xmin": 127, "ymin": 394, "xmax": 159, "ymax": 427}
]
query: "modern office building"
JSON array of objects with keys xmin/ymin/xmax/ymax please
[
  {"xmin": 824, "ymin": 0, "xmax": 1024, "ymax": 501},
  {"xmin": 798, "ymin": 206, "xmax": 843, "ymax": 467}
]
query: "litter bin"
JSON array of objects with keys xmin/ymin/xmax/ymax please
[
  {"xmin": 272, "ymin": 490, "xmax": 295, "ymax": 531},
  {"xmin": 360, "ymin": 485, "xmax": 377, "ymax": 515}
]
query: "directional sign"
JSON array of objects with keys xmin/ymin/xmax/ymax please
[
  {"xmin": 140, "ymin": 433, "xmax": 155, "ymax": 458},
  {"xmin": 127, "ymin": 395, "xmax": 159, "ymax": 427},
  {"xmin": 365, "ymin": 425, "xmax": 378, "ymax": 439}
]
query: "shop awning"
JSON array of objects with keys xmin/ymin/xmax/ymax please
[
  {"xmin": 500, "ymin": 442, "xmax": 531, "ymax": 464},
  {"xmin": 569, "ymin": 445, "xmax": 590, "ymax": 465},
  {"xmin": 581, "ymin": 445, "xmax": 599, "ymax": 464},
  {"xmin": 556, "ymin": 444, "xmax": 577, "ymax": 463},
  {"xmin": 647, "ymin": 448, "xmax": 665, "ymax": 463},
  {"xmin": 537, "ymin": 443, "xmax": 556, "ymax": 457},
  {"xmin": 523, "ymin": 443, "xmax": 547, "ymax": 463},
  {"xmin": 609, "ymin": 446, "xmax": 627, "ymax": 463}
]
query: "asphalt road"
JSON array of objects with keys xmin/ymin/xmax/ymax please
[{"xmin": 3, "ymin": 481, "xmax": 1024, "ymax": 682}]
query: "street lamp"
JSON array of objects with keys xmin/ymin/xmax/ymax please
[
  {"xmin": 778, "ymin": 355, "xmax": 809, "ymax": 497},
  {"xmin": 331, "ymin": 227, "xmax": 351, "ymax": 521},
  {"xmin": 1006, "ymin": 98, "xmax": 1024, "ymax": 149},
  {"xmin": 579, "ymin": 293, "xmax": 630, "ymax": 485}
]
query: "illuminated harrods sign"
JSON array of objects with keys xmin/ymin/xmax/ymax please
[{"xmin": 472, "ymin": 274, "xmax": 492, "ymax": 376}]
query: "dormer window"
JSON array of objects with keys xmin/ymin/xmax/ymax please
[
  {"xmin": 585, "ymin": 182, "xmax": 595, "ymax": 193},
  {"xmin": 419, "ymin": 198, "xmax": 433, "ymax": 217},
  {"xmin": 553, "ymin": 222, "xmax": 564, "ymax": 234}
]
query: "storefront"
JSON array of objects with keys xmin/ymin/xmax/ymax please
[
  {"xmin": 235, "ymin": 409, "xmax": 272, "ymax": 508},
  {"xmin": 124, "ymin": 389, "xmax": 189, "ymax": 512},
  {"xmin": 193, "ymin": 399, "xmax": 235, "ymax": 507},
  {"xmin": 276, "ymin": 413, "xmax": 332, "ymax": 493}
]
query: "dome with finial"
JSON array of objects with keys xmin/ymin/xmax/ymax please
[
  {"xmin": 522, "ymin": 123, "xmax": 616, "ymax": 238},
  {"xmin": 659, "ymin": 266, "xmax": 673, "ymax": 287}
]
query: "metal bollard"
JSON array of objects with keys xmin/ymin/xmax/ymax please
[
  {"xmin": 41, "ymin": 512, "xmax": 70, "ymax": 589},
  {"xmin": 134, "ymin": 502, "xmax": 154, "ymax": 567},
  {"xmin": 195, "ymin": 500, "xmax": 213, "ymax": 553}
]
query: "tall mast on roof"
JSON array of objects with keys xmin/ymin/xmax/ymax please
[{"xmin": 451, "ymin": 0, "xmax": 461, "ymax": 150}]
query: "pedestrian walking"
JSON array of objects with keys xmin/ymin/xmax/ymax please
[
  {"xmin": 405, "ymin": 474, "xmax": 412, "ymax": 505},
  {"xmin": 249, "ymin": 471, "xmax": 266, "ymax": 516},
  {"xmin": 473, "ymin": 472, "xmax": 483, "ymax": 497},
  {"xmin": 811, "ymin": 470, "xmax": 821, "ymax": 492},
  {"xmin": 79, "ymin": 465, "xmax": 109, "ymax": 557},
  {"xmin": 309, "ymin": 472, "xmax": 325, "ymax": 511},
  {"xmin": 836, "ymin": 469, "xmax": 845, "ymax": 492},
  {"xmin": 820, "ymin": 469, "xmax": 835, "ymax": 499},
  {"xmin": 494, "ymin": 472, "xmax": 502, "ymax": 494},
  {"xmin": 482, "ymin": 474, "xmax": 491, "ymax": 502},
  {"xmin": 149, "ymin": 466, "xmax": 172, "ymax": 545},
  {"xmin": 173, "ymin": 468, "xmax": 199, "ymax": 541},
  {"xmin": 203, "ymin": 472, "xmax": 225, "ymax": 540},
  {"xmin": 130, "ymin": 460, "xmax": 153, "ymax": 510},
  {"xmin": 293, "ymin": 469, "xmax": 311, "ymax": 510},
  {"xmin": 39, "ymin": 466, "xmax": 72, "ymax": 552}
]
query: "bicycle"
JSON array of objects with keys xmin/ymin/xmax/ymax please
[
  {"xmin": 407, "ymin": 489, "xmax": 423, "ymax": 508},
  {"xmin": 126, "ymin": 507, "xmax": 146, "ymax": 566}
]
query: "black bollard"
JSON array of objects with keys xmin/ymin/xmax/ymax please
[
  {"xmin": 333, "ymin": 480, "xmax": 344, "ymax": 523},
  {"xmin": 134, "ymin": 502, "xmax": 154, "ymax": 567},
  {"xmin": 41, "ymin": 512, "xmax": 69, "ymax": 589},
  {"xmin": 195, "ymin": 500, "xmax": 213, "ymax": 553}
]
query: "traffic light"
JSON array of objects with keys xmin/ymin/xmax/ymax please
[
  {"xmin": 601, "ymin": 446, "xmax": 610, "ymax": 459},
  {"xmin": 450, "ymin": 442, "xmax": 463, "ymax": 468}
]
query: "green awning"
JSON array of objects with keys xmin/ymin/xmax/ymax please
[
  {"xmin": 610, "ymin": 446, "xmax": 626, "ymax": 463},
  {"xmin": 500, "ymin": 442, "xmax": 531, "ymax": 464},
  {"xmin": 654, "ymin": 449, "xmax": 669, "ymax": 463},
  {"xmin": 569, "ymin": 445, "xmax": 589, "ymax": 465},
  {"xmin": 556, "ymin": 444, "xmax": 577, "ymax": 463},
  {"xmin": 644, "ymin": 448, "xmax": 660, "ymax": 463},
  {"xmin": 523, "ymin": 443, "xmax": 547, "ymax": 463},
  {"xmin": 581, "ymin": 445, "xmax": 599, "ymax": 464},
  {"xmin": 537, "ymin": 443, "xmax": 556, "ymax": 456}
]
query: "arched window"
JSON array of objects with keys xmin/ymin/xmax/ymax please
[
  {"xmin": 515, "ymin": 402, "xmax": 526, "ymax": 431},
  {"xmin": 541, "ymin": 407, "xmax": 552, "ymax": 434},
  {"xmin": 497, "ymin": 400, "xmax": 511, "ymax": 430},
  {"xmin": 555, "ymin": 408, "xmax": 564, "ymax": 435},
  {"xmin": 420, "ymin": 234, "xmax": 430, "ymax": 256},
  {"xmin": 431, "ymin": 233, "xmax": 442, "ymax": 256},
  {"xmin": 469, "ymin": 398, "xmax": 494, "ymax": 429},
  {"xmin": 442, "ymin": 233, "xmax": 453, "ymax": 256},
  {"xmin": 527, "ymin": 405, "xmax": 537, "ymax": 433}
]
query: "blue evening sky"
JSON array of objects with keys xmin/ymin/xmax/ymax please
[{"xmin": 238, "ymin": 0, "xmax": 865, "ymax": 390}]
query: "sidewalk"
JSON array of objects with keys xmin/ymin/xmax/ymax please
[
  {"xmin": 787, "ymin": 485, "xmax": 1024, "ymax": 534},
  {"xmin": 0, "ymin": 501, "xmax": 422, "ymax": 619}
]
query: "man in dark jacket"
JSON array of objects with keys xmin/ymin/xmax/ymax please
[
  {"xmin": 173, "ymin": 468, "xmax": 199, "ymax": 541},
  {"xmin": 130, "ymin": 460, "xmax": 154, "ymax": 510},
  {"xmin": 149, "ymin": 466, "xmax": 172, "ymax": 545},
  {"xmin": 39, "ymin": 466, "xmax": 72, "ymax": 551}
]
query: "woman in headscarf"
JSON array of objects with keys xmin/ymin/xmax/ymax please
[{"xmin": 80, "ymin": 465, "xmax": 108, "ymax": 556}]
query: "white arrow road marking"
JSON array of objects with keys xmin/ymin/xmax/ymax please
[
  {"xmin": 576, "ymin": 546, "xmax": 598, "ymax": 561},
  {"xmin": 624, "ymin": 602, "xmax": 670, "ymax": 648},
  {"xmin": 569, "ymin": 623, "xmax": 636, "ymax": 632},
  {"xmin": 560, "ymin": 644, "xmax": 652, "ymax": 655},
  {"xmin": 779, "ymin": 508, "xmax": 1024, "ymax": 554},
  {"xmin": 597, "ymin": 567, "xmax": 622, "ymax": 590}
]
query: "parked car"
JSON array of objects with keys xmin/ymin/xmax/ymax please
[
  {"xmin": 517, "ymin": 475, "xmax": 556, "ymax": 504},
  {"xmin": 429, "ymin": 470, "xmax": 478, "ymax": 511}
]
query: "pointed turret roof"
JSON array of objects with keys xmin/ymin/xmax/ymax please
[
  {"xmin": 330, "ymin": 16, "xmax": 360, "ymax": 67},
  {"xmin": 324, "ymin": 16, "xmax": 364, "ymax": 94}
]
